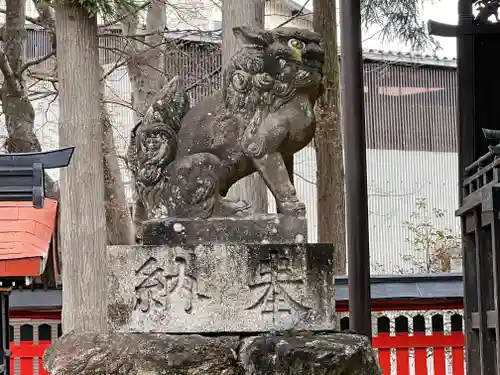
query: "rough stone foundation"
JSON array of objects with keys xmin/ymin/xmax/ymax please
[{"xmin": 44, "ymin": 330, "xmax": 382, "ymax": 375}]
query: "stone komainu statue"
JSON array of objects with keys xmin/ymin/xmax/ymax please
[{"xmin": 128, "ymin": 26, "xmax": 325, "ymax": 219}]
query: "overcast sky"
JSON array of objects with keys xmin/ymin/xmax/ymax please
[{"xmin": 296, "ymin": 0, "xmax": 457, "ymax": 58}]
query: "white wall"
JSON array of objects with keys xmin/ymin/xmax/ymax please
[
  {"xmin": 366, "ymin": 149, "xmax": 460, "ymax": 273},
  {"xmin": 277, "ymin": 146, "xmax": 461, "ymax": 274}
]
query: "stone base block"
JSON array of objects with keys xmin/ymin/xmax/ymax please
[
  {"xmin": 141, "ymin": 214, "xmax": 307, "ymax": 246},
  {"xmin": 43, "ymin": 330, "xmax": 241, "ymax": 375},
  {"xmin": 43, "ymin": 330, "xmax": 382, "ymax": 375},
  {"xmin": 108, "ymin": 243, "xmax": 335, "ymax": 333},
  {"xmin": 240, "ymin": 333, "xmax": 382, "ymax": 374}
]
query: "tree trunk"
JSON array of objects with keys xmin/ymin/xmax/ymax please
[
  {"xmin": 98, "ymin": 66, "xmax": 134, "ymax": 246},
  {"xmin": 314, "ymin": 0, "xmax": 346, "ymax": 274},
  {"xmin": 222, "ymin": 0, "xmax": 268, "ymax": 214},
  {"xmin": 55, "ymin": 1, "xmax": 107, "ymax": 332},
  {"xmin": 101, "ymin": 104, "xmax": 135, "ymax": 245},
  {"xmin": 4, "ymin": 0, "xmax": 133, "ymax": 245},
  {"xmin": 117, "ymin": 1, "xmax": 167, "ymax": 241}
]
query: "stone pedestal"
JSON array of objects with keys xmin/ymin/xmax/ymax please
[
  {"xmin": 45, "ymin": 215, "xmax": 381, "ymax": 375},
  {"xmin": 44, "ymin": 330, "xmax": 382, "ymax": 375},
  {"xmin": 107, "ymin": 243, "xmax": 335, "ymax": 333},
  {"xmin": 141, "ymin": 215, "xmax": 308, "ymax": 246}
]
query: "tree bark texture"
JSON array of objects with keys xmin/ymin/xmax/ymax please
[
  {"xmin": 314, "ymin": 0, "xmax": 346, "ymax": 274},
  {"xmin": 101, "ymin": 103, "xmax": 135, "ymax": 245},
  {"xmin": 118, "ymin": 1, "xmax": 167, "ymax": 240},
  {"xmin": 98, "ymin": 65, "xmax": 134, "ymax": 246},
  {"xmin": 222, "ymin": 0, "xmax": 268, "ymax": 214},
  {"xmin": 55, "ymin": 1, "xmax": 107, "ymax": 332},
  {"xmin": 0, "ymin": 0, "xmax": 58, "ymax": 196}
]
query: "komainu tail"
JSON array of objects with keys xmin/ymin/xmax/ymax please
[{"xmin": 127, "ymin": 76, "xmax": 191, "ymax": 180}]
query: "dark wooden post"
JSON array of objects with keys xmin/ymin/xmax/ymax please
[
  {"xmin": 455, "ymin": 132, "xmax": 500, "ymax": 375},
  {"xmin": 339, "ymin": 0, "xmax": 372, "ymax": 338},
  {"xmin": 0, "ymin": 289, "xmax": 9, "ymax": 375},
  {"xmin": 429, "ymin": 2, "xmax": 500, "ymax": 372}
]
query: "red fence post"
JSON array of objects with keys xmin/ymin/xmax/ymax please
[
  {"xmin": 394, "ymin": 316, "xmax": 410, "ymax": 375},
  {"xmin": 432, "ymin": 314, "xmax": 447, "ymax": 375},
  {"xmin": 451, "ymin": 314, "xmax": 465, "ymax": 375},
  {"xmin": 376, "ymin": 316, "xmax": 391, "ymax": 374},
  {"xmin": 37, "ymin": 340, "xmax": 51, "ymax": 375},
  {"xmin": 413, "ymin": 315, "xmax": 428, "ymax": 375}
]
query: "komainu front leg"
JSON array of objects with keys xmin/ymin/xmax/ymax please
[{"xmin": 252, "ymin": 152, "xmax": 305, "ymax": 216}]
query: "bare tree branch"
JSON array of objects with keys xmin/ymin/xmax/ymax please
[
  {"xmin": 0, "ymin": 9, "xmax": 41, "ymax": 28},
  {"xmin": 0, "ymin": 48, "xmax": 21, "ymax": 94},
  {"xmin": 19, "ymin": 51, "xmax": 56, "ymax": 74},
  {"xmin": 275, "ymin": 0, "xmax": 311, "ymax": 28},
  {"xmin": 186, "ymin": 66, "xmax": 221, "ymax": 91}
]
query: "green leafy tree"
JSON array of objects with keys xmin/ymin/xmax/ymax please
[
  {"xmin": 403, "ymin": 198, "xmax": 461, "ymax": 273},
  {"xmin": 361, "ymin": 0, "xmax": 439, "ymax": 50}
]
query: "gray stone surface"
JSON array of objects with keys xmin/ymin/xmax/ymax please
[
  {"xmin": 44, "ymin": 331, "xmax": 381, "ymax": 375},
  {"xmin": 240, "ymin": 333, "xmax": 382, "ymax": 375},
  {"xmin": 107, "ymin": 243, "xmax": 335, "ymax": 333},
  {"xmin": 43, "ymin": 330, "xmax": 241, "ymax": 375},
  {"xmin": 127, "ymin": 26, "xmax": 325, "ymax": 220},
  {"xmin": 141, "ymin": 215, "xmax": 307, "ymax": 246}
]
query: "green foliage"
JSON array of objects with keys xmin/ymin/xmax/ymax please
[
  {"xmin": 403, "ymin": 198, "xmax": 461, "ymax": 273},
  {"xmin": 361, "ymin": 0, "xmax": 440, "ymax": 50}
]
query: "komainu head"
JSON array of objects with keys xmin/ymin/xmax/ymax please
[{"xmin": 222, "ymin": 26, "xmax": 325, "ymax": 112}]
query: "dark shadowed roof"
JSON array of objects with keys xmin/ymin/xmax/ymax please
[{"xmin": 335, "ymin": 273, "xmax": 463, "ymax": 301}]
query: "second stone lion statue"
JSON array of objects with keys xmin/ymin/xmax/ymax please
[{"xmin": 128, "ymin": 26, "xmax": 325, "ymax": 220}]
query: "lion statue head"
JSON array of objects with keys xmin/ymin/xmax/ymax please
[{"xmin": 222, "ymin": 26, "xmax": 325, "ymax": 118}]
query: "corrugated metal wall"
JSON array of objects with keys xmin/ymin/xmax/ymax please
[
  {"xmin": 362, "ymin": 62, "xmax": 460, "ymax": 273},
  {"xmin": 0, "ymin": 29, "xmax": 461, "ymax": 274}
]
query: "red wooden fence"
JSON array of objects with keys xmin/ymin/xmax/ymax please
[
  {"xmin": 10, "ymin": 341, "xmax": 50, "ymax": 375},
  {"xmin": 374, "ymin": 332, "xmax": 465, "ymax": 374},
  {"xmin": 9, "ymin": 311, "xmax": 466, "ymax": 375},
  {"xmin": 342, "ymin": 313, "xmax": 465, "ymax": 375}
]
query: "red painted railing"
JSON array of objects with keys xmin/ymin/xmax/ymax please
[
  {"xmin": 346, "ymin": 314, "xmax": 465, "ymax": 375},
  {"xmin": 10, "ymin": 309, "xmax": 466, "ymax": 375},
  {"xmin": 374, "ymin": 332, "xmax": 465, "ymax": 375},
  {"xmin": 10, "ymin": 341, "xmax": 50, "ymax": 375}
]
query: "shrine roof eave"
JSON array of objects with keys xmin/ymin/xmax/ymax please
[
  {"xmin": 0, "ymin": 199, "xmax": 58, "ymax": 279},
  {"xmin": 335, "ymin": 272, "xmax": 463, "ymax": 301}
]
